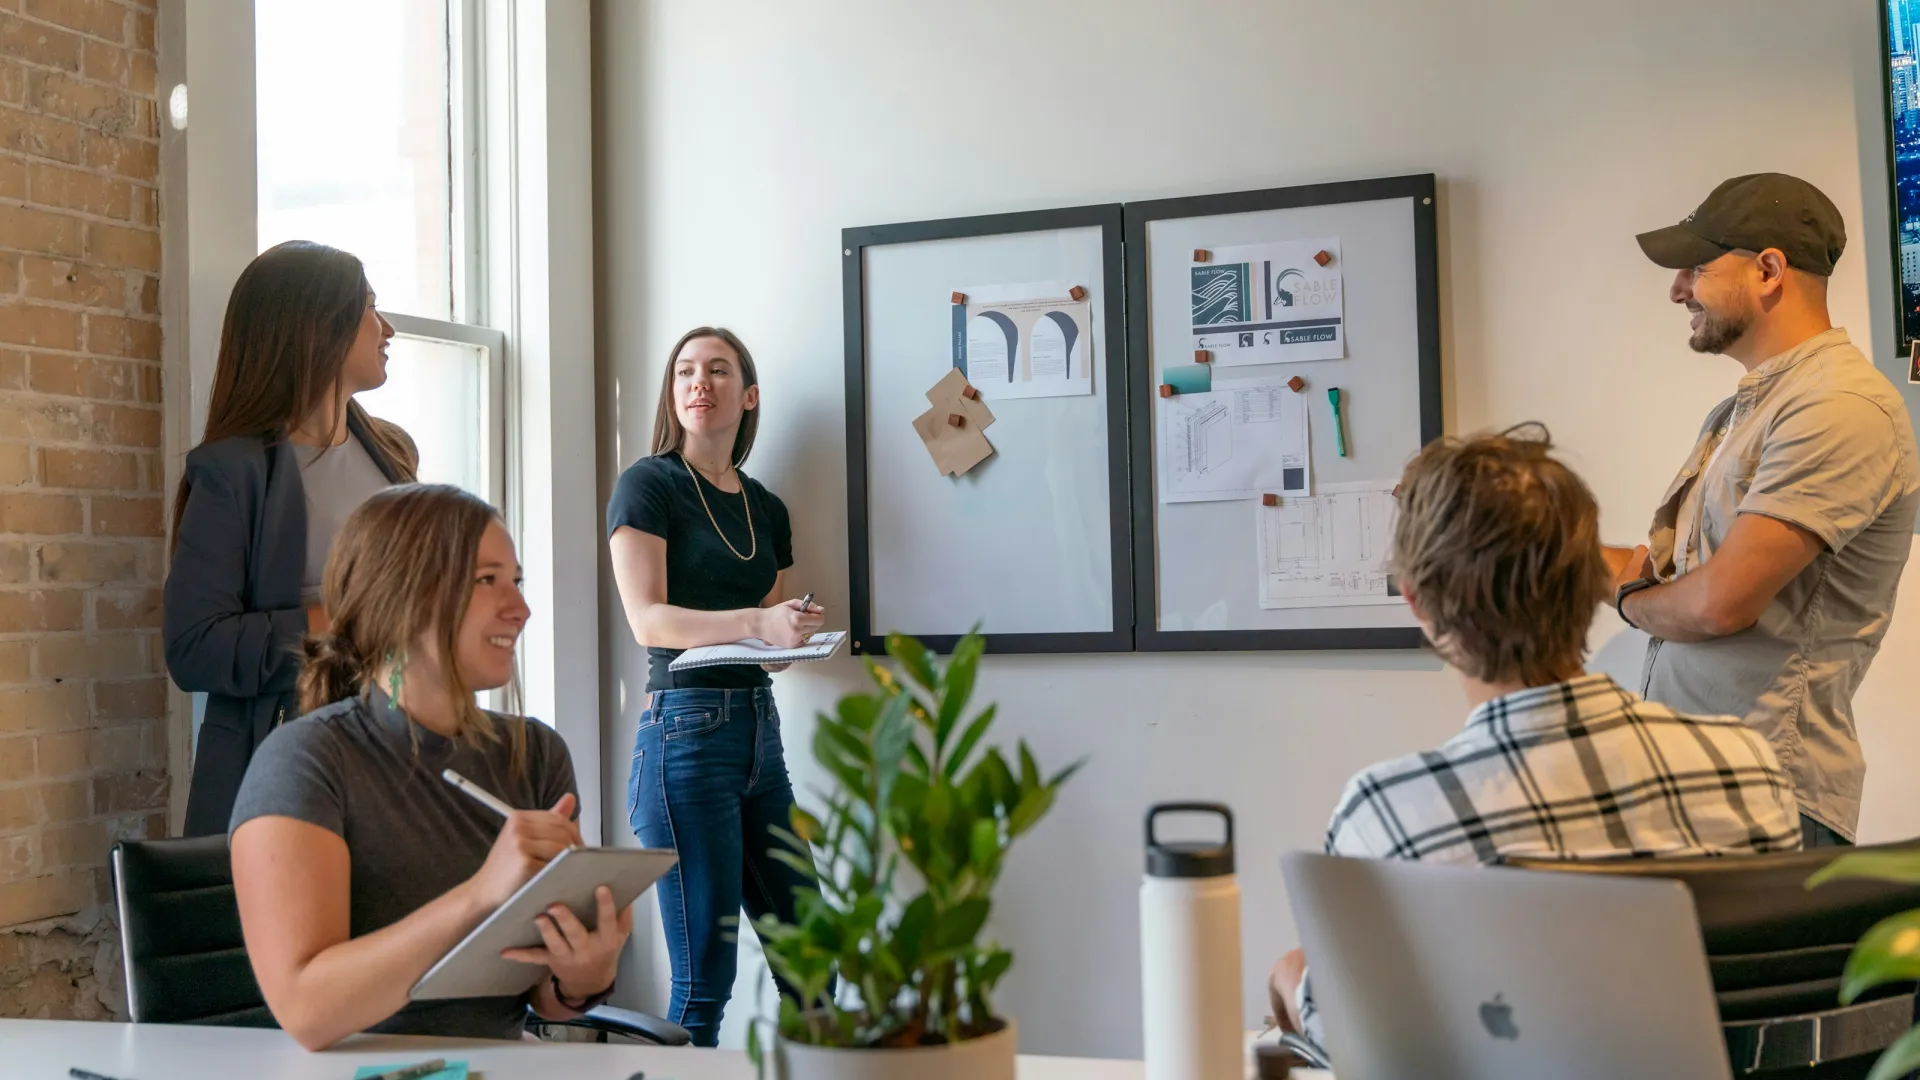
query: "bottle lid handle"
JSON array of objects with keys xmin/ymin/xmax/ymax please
[{"xmin": 1144, "ymin": 802, "xmax": 1234, "ymax": 851}]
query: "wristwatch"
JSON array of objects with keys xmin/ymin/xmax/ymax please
[
  {"xmin": 553, "ymin": 973, "xmax": 616, "ymax": 1013},
  {"xmin": 1614, "ymin": 578, "xmax": 1657, "ymax": 630}
]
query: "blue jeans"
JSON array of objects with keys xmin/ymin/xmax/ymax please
[{"xmin": 627, "ymin": 688, "xmax": 815, "ymax": 1047}]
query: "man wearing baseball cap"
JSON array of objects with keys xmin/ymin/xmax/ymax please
[{"xmin": 1608, "ymin": 173, "xmax": 1920, "ymax": 846}]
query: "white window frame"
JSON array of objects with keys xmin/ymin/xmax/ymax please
[
  {"xmin": 450, "ymin": 0, "xmax": 486, "ymax": 328},
  {"xmin": 156, "ymin": 0, "xmax": 599, "ymax": 841},
  {"xmin": 379, "ymin": 312, "xmax": 507, "ymax": 509}
]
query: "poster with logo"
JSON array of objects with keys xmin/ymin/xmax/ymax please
[{"xmin": 1189, "ymin": 238, "xmax": 1344, "ymax": 365}]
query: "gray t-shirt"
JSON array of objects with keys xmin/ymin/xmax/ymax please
[
  {"xmin": 293, "ymin": 436, "xmax": 394, "ymax": 605},
  {"xmin": 230, "ymin": 689, "xmax": 577, "ymax": 1040},
  {"xmin": 1641, "ymin": 328, "xmax": 1920, "ymax": 840}
]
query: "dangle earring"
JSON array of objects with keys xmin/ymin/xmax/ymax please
[{"xmin": 385, "ymin": 649, "xmax": 406, "ymax": 708}]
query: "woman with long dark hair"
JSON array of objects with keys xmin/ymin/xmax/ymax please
[
  {"xmin": 165, "ymin": 240, "xmax": 418, "ymax": 836},
  {"xmin": 605, "ymin": 327, "xmax": 823, "ymax": 1045},
  {"xmin": 230, "ymin": 483, "xmax": 625, "ymax": 1048}
]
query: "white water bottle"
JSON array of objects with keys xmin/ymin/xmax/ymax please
[{"xmin": 1141, "ymin": 802, "xmax": 1243, "ymax": 1080}]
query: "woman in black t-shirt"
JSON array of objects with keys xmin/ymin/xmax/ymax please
[{"xmin": 605, "ymin": 327, "xmax": 824, "ymax": 1046}]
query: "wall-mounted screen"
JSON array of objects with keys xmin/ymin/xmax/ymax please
[{"xmin": 1885, "ymin": 1, "xmax": 1920, "ymax": 354}]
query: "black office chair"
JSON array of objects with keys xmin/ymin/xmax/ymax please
[
  {"xmin": 111, "ymin": 836, "xmax": 691, "ymax": 1045},
  {"xmin": 1508, "ymin": 842, "xmax": 1920, "ymax": 1079}
]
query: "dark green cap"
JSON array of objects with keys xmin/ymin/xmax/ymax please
[{"xmin": 1636, "ymin": 173, "xmax": 1846, "ymax": 276}]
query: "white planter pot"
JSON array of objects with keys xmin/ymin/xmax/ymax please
[{"xmin": 775, "ymin": 1018, "xmax": 1017, "ymax": 1080}]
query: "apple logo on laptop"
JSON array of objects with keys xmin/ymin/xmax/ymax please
[{"xmin": 1479, "ymin": 993, "xmax": 1519, "ymax": 1041}]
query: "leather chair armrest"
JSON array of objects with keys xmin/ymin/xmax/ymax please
[
  {"xmin": 570, "ymin": 1004, "xmax": 693, "ymax": 1047},
  {"xmin": 1722, "ymin": 993, "xmax": 1914, "ymax": 1075}
]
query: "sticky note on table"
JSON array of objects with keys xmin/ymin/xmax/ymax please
[{"xmin": 353, "ymin": 1062, "xmax": 469, "ymax": 1080}]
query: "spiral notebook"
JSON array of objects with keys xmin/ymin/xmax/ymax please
[{"xmin": 667, "ymin": 630, "xmax": 848, "ymax": 671}]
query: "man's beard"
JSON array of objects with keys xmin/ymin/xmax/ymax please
[{"xmin": 1688, "ymin": 303, "xmax": 1752, "ymax": 355}]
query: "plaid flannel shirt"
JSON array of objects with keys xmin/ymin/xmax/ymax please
[{"xmin": 1296, "ymin": 673, "xmax": 1801, "ymax": 1045}]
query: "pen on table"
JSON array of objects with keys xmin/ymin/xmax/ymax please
[
  {"xmin": 443, "ymin": 769, "xmax": 515, "ymax": 818},
  {"xmin": 70, "ymin": 1068, "xmax": 126, "ymax": 1080},
  {"xmin": 363, "ymin": 1059, "xmax": 448, "ymax": 1080}
]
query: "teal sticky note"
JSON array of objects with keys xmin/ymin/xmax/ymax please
[
  {"xmin": 353, "ymin": 1062, "xmax": 469, "ymax": 1080},
  {"xmin": 1161, "ymin": 362, "xmax": 1212, "ymax": 395}
]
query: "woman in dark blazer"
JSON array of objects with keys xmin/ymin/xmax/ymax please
[{"xmin": 165, "ymin": 241, "xmax": 418, "ymax": 836}]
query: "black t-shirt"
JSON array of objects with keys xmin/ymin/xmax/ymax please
[{"xmin": 606, "ymin": 452, "xmax": 794, "ymax": 691}]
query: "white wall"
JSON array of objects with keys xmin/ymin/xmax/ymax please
[{"xmin": 591, "ymin": 0, "xmax": 1920, "ymax": 1057}]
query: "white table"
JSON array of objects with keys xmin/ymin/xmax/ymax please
[{"xmin": 2, "ymin": 1019, "xmax": 1337, "ymax": 1079}]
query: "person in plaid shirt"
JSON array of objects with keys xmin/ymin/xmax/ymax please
[{"xmin": 1269, "ymin": 425, "xmax": 1801, "ymax": 1049}]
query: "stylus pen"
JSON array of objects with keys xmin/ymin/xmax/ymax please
[
  {"xmin": 363, "ymin": 1059, "xmax": 448, "ymax": 1080},
  {"xmin": 446, "ymin": 770, "xmax": 581, "ymax": 851},
  {"xmin": 443, "ymin": 769, "xmax": 514, "ymax": 818}
]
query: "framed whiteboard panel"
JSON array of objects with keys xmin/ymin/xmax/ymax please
[
  {"xmin": 1126, "ymin": 175, "xmax": 1442, "ymax": 651},
  {"xmin": 844, "ymin": 205, "xmax": 1132, "ymax": 657}
]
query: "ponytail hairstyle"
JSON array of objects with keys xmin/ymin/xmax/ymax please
[{"xmin": 299, "ymin": 483, "xmax": 525, "ymax": 776}]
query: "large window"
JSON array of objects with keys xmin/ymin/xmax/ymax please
[
  {"xmin": 173, "ymin": 0, "xmax": 600, "ymax": 840},
  {"xmin": 254, "ymin": 0, "xmax": 500, "ymax": 501}
]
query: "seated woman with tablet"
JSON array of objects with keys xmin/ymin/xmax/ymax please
[{"xmin": 229, "ymin": 483, "xmax": 630, "ymax": 1050}]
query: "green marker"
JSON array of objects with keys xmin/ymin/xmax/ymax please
[{"xmin": 1328, "ymin": 387, "xmax": 1349, "ymax": 457}]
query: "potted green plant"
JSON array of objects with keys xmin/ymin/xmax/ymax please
[
  {"xmin": 746, "ymin": 629, "xmax": 1081, "ymax": 1080},
  {"xmin": 1808, "ymin": 852, "xmax": 1920, "ymax": 1080}
]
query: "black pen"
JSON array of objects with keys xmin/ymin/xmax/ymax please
[{"xmin": 70, "ymin": 1069, "xmax": 125, "ymax": 1080}]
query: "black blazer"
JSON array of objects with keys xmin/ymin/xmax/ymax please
[{"xmin": 164, "ymin": 409, "xmax": 413, "ymax": 835}]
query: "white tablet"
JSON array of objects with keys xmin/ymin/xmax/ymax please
[{"xmin": 410, "ymin": 846, "xmax": 678, "ymax": 1001}]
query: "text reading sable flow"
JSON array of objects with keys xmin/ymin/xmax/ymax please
[{"xmin": 1190, "ymin": 238, "xmax": 1346, "ymax": 365}]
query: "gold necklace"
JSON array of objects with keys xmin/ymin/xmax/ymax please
[{"xmin": 681, "ymin": 453, "xmax": 756, "ymax": 561}]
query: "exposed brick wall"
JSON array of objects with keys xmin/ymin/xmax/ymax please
[{"xmin": 0, "ymin": 0, "xmax": 162, "ymax": 1021}]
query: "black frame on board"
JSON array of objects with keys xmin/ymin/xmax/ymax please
[
  {"xmin": 842, "ymin": 204, "xmax": 1134, "ymax": 658},
  {"xmin": 1124, "ymin": 173, "xmax": 1444, "ymax": 653}
]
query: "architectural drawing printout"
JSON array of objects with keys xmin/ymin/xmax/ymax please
[
  {"xmin": 1256, "ymin": 480, "xmax": 1401, "ymax": 609},
  {"xmin": 950, "ymin": 281, "xmax": 1094, "ymax": 400},
  {"xmin": 1190, "ymin": 238, "xmax": 1345, "ymax": 365},
  {"xmin": 1156, "ymin": 381, "xmax": 1309, "ymax": 503}
]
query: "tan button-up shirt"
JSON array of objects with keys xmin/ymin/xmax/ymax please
[{"xmin": 1640, "ymin": 328, "xmax": 1920, "ymax": 839}]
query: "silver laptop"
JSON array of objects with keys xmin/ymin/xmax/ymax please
[{"xmin": 1282, "ymin": 852, "xmax": 1731, "ymax": 1080}]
